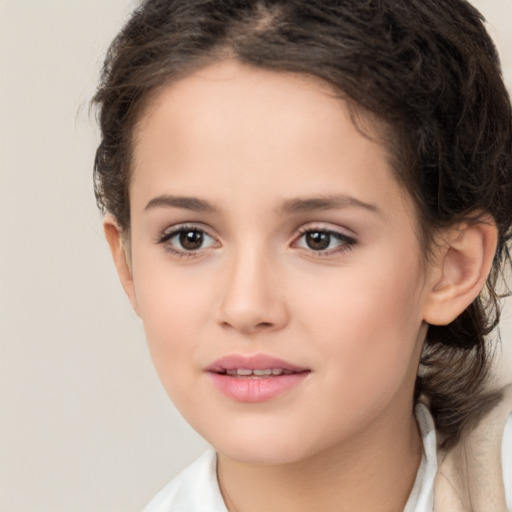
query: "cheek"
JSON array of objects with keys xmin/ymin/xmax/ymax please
[
  {"xmin": 297, "ymin": 253, "xmax": 425, "ymax": 392},
  {"xmin": 131, "ymin": 262, "xmax": 214, "ymax": 386}
]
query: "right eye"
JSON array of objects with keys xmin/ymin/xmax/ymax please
[{"xmin": 158, "ymin": 226, "xmax": 218, "ymax": 256}]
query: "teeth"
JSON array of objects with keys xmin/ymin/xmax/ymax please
[
  {"xmin": 224, "ymin": 368, "xmax": 290, "ymax": 377},
  {"xmin": 253, "ymin": 369, "xmax": 272, "ymax": 376}
]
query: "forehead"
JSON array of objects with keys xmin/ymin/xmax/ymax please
[
  {"xmin": 131, "ymin": 60, "xmax": 414, "ymax": 226},
  {"xmin": 134, "ymin": 60, "xmax": 359, "ymax": 161}
]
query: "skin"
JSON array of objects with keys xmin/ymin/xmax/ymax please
[{"xmin": 105, "ymin": 60, "xmax": 497, "ymax": 512}]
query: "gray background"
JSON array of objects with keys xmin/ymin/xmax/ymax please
[{"xmin": 1, "ymin": 1, "xmax": 511, "ymax": 510}]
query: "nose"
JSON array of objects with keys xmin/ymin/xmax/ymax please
[{"xmin": 215, "ymin": 249, "xmax": 289, "ymax": 335}]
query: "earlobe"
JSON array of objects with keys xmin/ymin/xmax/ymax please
[
  {"xmin": 103, "ymin": 216, "xmax": 140, "ymax": 316},
  {"xmin": 423, "ymin": 216, "xmax": 497, "ymax": 326}
]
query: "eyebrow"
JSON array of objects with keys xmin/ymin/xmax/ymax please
[
  {"xmin": 144, "ymin": 195, "xmax": 217, "ymax": 213},
  {"xmin": 144, "ymin": 193, "xmax": 379, "ymax": 216},
  {"xmin": 278, "ymin": 195, "xmax": 379, "ymax": 215}
]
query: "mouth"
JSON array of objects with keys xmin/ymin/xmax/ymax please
[
  {"xmin": 206, "ymin": 354, "xmax": 310, "ymax": 402},
  {"xmin": 206, "ymin": 353, "xmax": 309, "ymax": 376},
  {"xmin": 215, "ymin": 368, "xmax": 303, "ymax": 378}
]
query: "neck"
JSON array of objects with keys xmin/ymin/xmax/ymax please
[{"xmin": 217, "ymin": 405, "xmax": 422, "ymax": 512}]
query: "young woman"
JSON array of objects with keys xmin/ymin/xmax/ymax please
[{"xmin": 93, "ymin": 1, "xmax": 512, "ymax": 510}]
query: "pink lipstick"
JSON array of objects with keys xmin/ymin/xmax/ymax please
[{"xmin": 206, "ymin": 354, "xmax": 310, "ymax": 402}]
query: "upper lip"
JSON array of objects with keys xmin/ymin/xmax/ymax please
[{"xmin": 206, "ymin": 353, "xmax": 309, "ymax": 373}]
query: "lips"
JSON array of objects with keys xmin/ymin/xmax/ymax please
[
  {"xmin": 206, "ymin": 354, "xmax": 310, "ymax": 402},
  {"xmin": 207, "ymin": 354, "xmax": 308, "ymax": 373}
]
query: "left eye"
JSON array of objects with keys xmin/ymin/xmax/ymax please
[
  {"xmin": 295, "ymin": 229, "xmax": 354, "ymax": 252},
  {"xmin": 160, "ymin": 228, "xmax": 217, "ymax": 252}
]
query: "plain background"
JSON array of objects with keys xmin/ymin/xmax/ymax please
[{"xmin": 0, "ymin": 1, "xmax": 511, "ymax": 511}]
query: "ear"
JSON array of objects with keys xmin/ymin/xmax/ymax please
[
  {"xmin": 423, "ymin": 216, "xmax": 497, "ymax": 326},
  {"xmin": 103, "ymin": 216, "xmax": 140, "ymax": 316}
]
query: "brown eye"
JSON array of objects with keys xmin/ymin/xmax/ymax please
[
  {"xmin": 305, "ymin": 231, "xmax": 331, "ymax": 251},
  {"xmin": 294, "ymin": 228, "xmax": 356, "ymax": 256},
  {"xmin": 158, "ymin": 226, "xmax": 217, "ymax": 255},
  {"xmin": 179, "ymin": 230, "xmax": 204, "ymax": 251}
]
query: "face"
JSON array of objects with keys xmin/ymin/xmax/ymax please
[{"xmin": 116, "ymin": 60, "xmax": 434, "ymax": 464}]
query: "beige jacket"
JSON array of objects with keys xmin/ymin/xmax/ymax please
[{"xmin": 433, "ymin": 384, "xmax": 512, "ymax": 512}]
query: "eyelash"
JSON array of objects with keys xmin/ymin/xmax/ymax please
[
  {"xmin": 294, "ymin": 227, "xmax": 356, "ymax": 256},
  {"xmin": 157, "ymin": 224, "xmax": 218, "ymax": 259},
  {"xmin": 156, "ymin": 224, "xmax": 357, "ymax": 258}
]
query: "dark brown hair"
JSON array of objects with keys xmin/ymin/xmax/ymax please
[{"xmin": 93, "ymin": 0, "xmax": 512, "ymax": 448}]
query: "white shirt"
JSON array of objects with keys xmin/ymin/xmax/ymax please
[{"xmin": 144, "ymin": 405, "xmax": 512, "ymax": 512}]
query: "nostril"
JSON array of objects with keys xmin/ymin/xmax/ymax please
[
  {"xmin": 219, "ymin": 320, "xmax": 274, "ymax": 332},
  {"xmin": 215, "ymin": 288, "xmax": 289, "ymax": 334},
  {"xmin": 256, "ymin": 322, "xmax": 273, "ymax": 328}
]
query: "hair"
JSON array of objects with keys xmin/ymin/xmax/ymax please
[{"xmin": 93, "ymin": 0, "xmax": 512, "ymax": 448}]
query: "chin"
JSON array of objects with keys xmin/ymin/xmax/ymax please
[{"xmin": 203, "ymin": 425, "xmax": 317, "ymax": 466}]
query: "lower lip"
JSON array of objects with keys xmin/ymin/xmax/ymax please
[
  {"xmin": 208, "ymin": 372, "xmax": 309, "ymax": 402},
  {"xmin": 210, "ymin": 371, "xmax": 309, "ymax": 403}
]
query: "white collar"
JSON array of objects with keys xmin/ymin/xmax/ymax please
[{"xmin": 403, "ymin": 403, "xmax": 437, "ymax": 512}]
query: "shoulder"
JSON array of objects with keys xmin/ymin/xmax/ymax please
[
  {"xmin": 434, "ymin": 383, "xmax": 512, "ymax": 512},
  {"xmin": 143, "ymin": 449, "xmax": 228, "ymax": 512}
]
